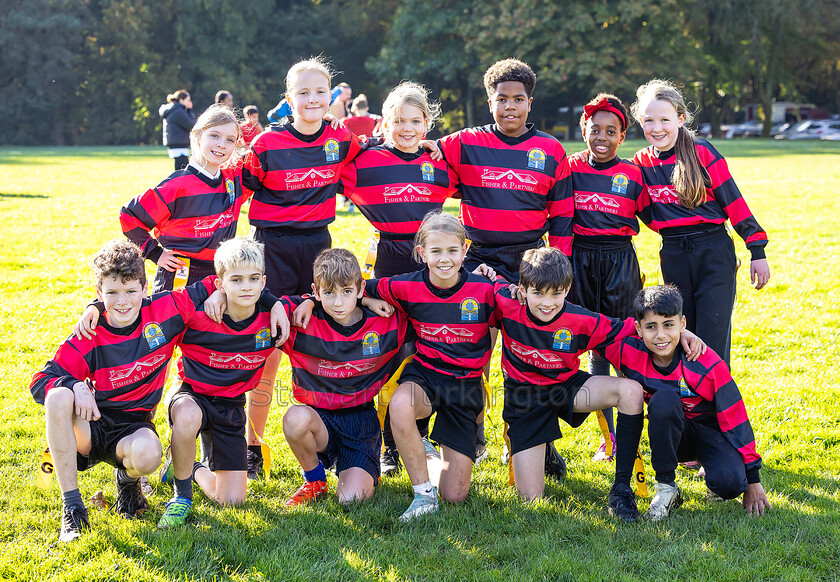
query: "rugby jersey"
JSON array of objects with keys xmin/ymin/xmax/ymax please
[
  {"xmin": 340, "ymin": 145, "xmax": 458, "ymax": 236},
  {"xmin": 438, "ymin": 124, "xmax": 573, "ymax": 253},
  {"xmin": 120, "ymin": 163, "xmax": 249, "ymax": 263},
  {"xmin": 176, "ymin": 289, "xmax": 279, "ymax": 399},
  {"xmin": 494, "ymin": 282, "xmax": 635, "ymax": 386},
  {"xmin": 569, "ymin": 153, "xmax": 649, "ymax": 237},
  {"xmin": 633, "ymin": 139, "xmax": 768, "ymax": 259},
  {"xmin": 366, "ymin": 268, "xmax": 497, "ymax": 379},
  {"xmin": 30, "ymin": 279, "xmax": 215, "ymax": 413},
  {"xmin": 603, "ymin": 337, "xmax": 761, "ymax": 480},
  {"xmin": 243, "ymin": 119, "xmax": 363, "ymax": 230},
  {"xmin": 279, "ymin": 299, "xmax": 408, "ymax": 410}
]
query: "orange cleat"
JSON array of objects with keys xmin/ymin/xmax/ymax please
[{"xmin": 286, "ymin": 480, "xmax": 328, "ymax": 506}]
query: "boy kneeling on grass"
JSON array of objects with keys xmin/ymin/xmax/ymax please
[
  {"xmin": 603, "ymin": 285, "xmax": 770, "ymax": 520},
  {"xmin": 491, "ymin": 248, "xmax": 705, "ymax": 522},
  {"xmin": 30, "ymin": 240, "xmax": 219, "ymax": 542}
]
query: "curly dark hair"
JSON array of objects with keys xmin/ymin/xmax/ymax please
[
  {"xmin": 579, "ymin": 93, "xmax": 629, "ymax": 135},
  {"xmin": 93, "ymin": 240, "xmax": 146, "ymax": 289},
  {"xmin": 483, "ymin": 58, "xmax": 536, "ymax": 98}
]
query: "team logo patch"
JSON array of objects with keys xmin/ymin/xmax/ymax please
[
  {"xmin": 527, "ymin": 148, "xmax": 546, "ymax": 170},
  {"xmin": 225, "ymin": 179, "xmax": 236, "ymax": 205},
  {"xmin": 255, "ymin": 327, "xmax": 272, "ymax": 349},
  {"xmin": 324, "ymin": 138, "xmax": 340, "ymax": 162},
  {"xmin": 611, "ymin": 173, "xmax": 629, "ymax": 194},
  {"xmin": 421, "ymin": 162, "xmax": 435, "ymax": 182},
  {"xmin": 362, "ymin": 331, "xmax": 381, "ymax": 356},
  {"xmin": 679, "ymin": 377, "xmax": 693, "ymax": 397},
  {"xmin": 460, "ymin": 298, "xmax": 479, "ymax": 322},
  {"xmin": 143, "ymin": 323, "xmax": 166, "ymax": 349},
  {"xmin": 552, "ymin": 328, "xmax": 572, "ymax": 351}
]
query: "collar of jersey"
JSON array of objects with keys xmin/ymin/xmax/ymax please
[
  {"xmin": 185, "ymin": 163, "xmax": 223, "ymax": 187},
  {"xmin": 317, "ymin": 302, "xmax": 368, "ymax": 336},
  {"xmin": 98, "ymin": 310, "xmax": 144, "ymax": 336},
  {"xmin": 524, "ymin": 298, "xmax": 568, "ymax": 327},
  {"xmin": 588, "ymin": 155, "xmax": 621, "ymax": 171},
  {"xmin": 650, "ymin": 344, "xmax": 684, "ymax": 375},
  {"xmin": 220, "ymin": 308, "xmax": 261, "ymax": 331},
  {"xmin": 491, "ymin": 123, "xmax": 536, "ymax": 145},
  {"xmin": 655, "ymin": 146, "xmax": 676, "ymax": 161},
  {"xmin": 282, "ymin": 119, "xmax": 327, "ymax": 143},
  {"xmin": 422, "ymin": 267, "xmax": 468, "ymax": 298},
  {"xmin": 383, "ymin": 144, "xmax": 425, "ymax": 162}
]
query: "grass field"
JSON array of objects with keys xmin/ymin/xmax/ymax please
[{"xmin": 1, "ymin": 139, "xmax": 838, "ymax": 581}]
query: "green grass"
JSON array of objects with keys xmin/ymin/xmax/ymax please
[{"xmin": 1, "ymin": 140, "xmax": 838, "ymax": 581}]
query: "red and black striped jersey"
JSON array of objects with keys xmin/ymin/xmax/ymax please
[
  {"xmin": 30, "ymin": 279, "xmax": 215, "ymax": 413},
  {"xmin": 119, "ymin": 163, "xmax": 250, "ymax": 263},
  {"xmin": 494, "ymin": 282, "xmax": 636, "ymax": 386},
  {"xmin": 633, "ymin": 139, "xmax": 768, "ymax": 259},
  {"xmin": 603, "ymin": 336, "xmax": 761, "ymax": 476},
  {"xmin": 243, "ymin": 119, "xmax": 363, "ymax": 230},
  {"xmin": 438, "ymin": 124, "xmax": 573, "ymax": 253},
  {"xmin": 340, "ymin": 145, "xmax": 458, "ymax": 235},
  {"xmin": 279, "ymin": 299, "xmax": 409, "ymax": 410},
  {"xmin": 176, "ymin": 282, "xmax": 278, "ymax": 399},
  {"xmin": 366, "ymin": 268, "xmax": 497, "ymax": 379},
  {"xmin": 569, "ymin": 152, "xmax": 648, "ymax": 237}
]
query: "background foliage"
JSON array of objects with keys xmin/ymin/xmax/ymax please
[{"xmin": 2, "ymin": 0, "xmax": 838, "ymax": 145}]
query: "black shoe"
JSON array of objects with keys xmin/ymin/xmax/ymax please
[
  {"xmin": 115, "ymin": 469, "xmax": 149, "ymax": 519},
  {"xmin": 247, "ymin": 449, "xmax": 264, "ymax": 480},
  {"xmin": 544, "ymin": 442, "xmax": 567, "ymax": 482},
  {"xmin": 380, "ymin": 447, "xmax": 402, "ymax": 477},
  {"xmin": 608, "ymin": 483, "xmax": 640, "ymax": 523},
  {"xmin": 59, "ymin": 504, "xmax": 90, "ymax": 542},
  {"xmin": 475, "ymin": 443, "xmax": 489, "ymax": 466}
]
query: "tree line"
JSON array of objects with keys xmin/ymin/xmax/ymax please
[{"xmin": 3, "ymin": 0, "xmax": 838, "ymax": 145}]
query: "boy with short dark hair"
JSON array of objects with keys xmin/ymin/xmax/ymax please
[
  {"xmin": 30, "ymin": 240, "xmax": 216, "ymax": 542},
  {"xmin": 490, "ymin": 247, "xmax": 650, "ymax": 521},
  {"xmin": 603, "ymin": 285, "xmax": 770, "ymax": 520},
  {"xmin": 281, "ymin": 248, "xmax": 408, "ymax": 506}
]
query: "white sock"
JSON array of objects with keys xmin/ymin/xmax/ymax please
[{"xmin": 413, "ymin": 481, "xmax": 434, "ymax": 496}]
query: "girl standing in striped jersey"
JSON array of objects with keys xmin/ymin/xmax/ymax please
[{"xmin": 631, "ymin": 80, "xmax": 770, "ymax": 365}]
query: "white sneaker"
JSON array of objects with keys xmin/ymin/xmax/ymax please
[
  {"xmin": 647, "ymin": 482, "xmax": 683, "ymax": 521},
  {"xmin": 399, "ymin": 487, "xmax": 438, "ymax": 522}
]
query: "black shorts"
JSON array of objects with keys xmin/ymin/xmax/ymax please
[
  {"xmin": 314, "ymin": 402, "xmax": 381, "ymax": 483},
  {"xmin": 568, "ymin": 236, "xmax": 642, "ymax": 319},
  {"xmin": 77, "ymin": 410, "xmax": 157, "ymax": 471},
  {"xmin": 253, "ymin": 226, "xmax": 331, "ymax": 295},
  {"xmin": 399, "ymin": 360, "xmax": 484, "ymax": 460},
  {"xmin": 152, "ymin": 257, "xmax": 216, "ymax": 294},
  {"xmin": 374, "ymin": 237, "xmax": 423, "ymax": 278},
  {"xmin": 168, "ymin": 386, "xmax": 247, "ymax": 472},
  {"xmin": 503, "ymin": 371, "xmax": 592, "ymax": 455},
  {"xmin": 464, "ymin": 238, "xmax": 546, "ymax": 284}
]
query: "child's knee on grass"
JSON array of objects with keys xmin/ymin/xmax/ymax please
[
  {"xmin": 117, "ymin": 428, "xmax": 162, "ymax": 476},
  {"xmin": 512, "ymin": 445, "xmax": 547, "ymax": 501},
  {"xmin": 213, "ymin": 470, "xmax": 247, "ymax": 505},
  {"xmin": 438, "ymin": 446, "xmax": 473, "ymax": 503},
  {"xmin": 337, "ymin": 468, "xmax": 375, "ymax": 505}
]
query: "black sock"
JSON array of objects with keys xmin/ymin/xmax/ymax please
[
  {"xmin": 174, "ymin": 477, "xmax": 193, "ymax": 501},
  {"xmin": 248, "ymin": 445, "xmax": 262, "ymax": 458},
  {"xmin": 62, "ymin": 488, "xmax": 84, "ymax": 508},
  {"xmin": 115, "ymin": 468, "xmax": 138, "ymax": 485},
  {"xmin": 191, "ymin": 461, "xmax": 205, "ymax": 482},
  {"xmin": 614, "ymin": 412, "xmax": 644, "ymax": 487}
]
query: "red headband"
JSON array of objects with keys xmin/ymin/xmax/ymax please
[{"xmin": 583, "ymin": 99, "xmax": 627, "ymax": 131}]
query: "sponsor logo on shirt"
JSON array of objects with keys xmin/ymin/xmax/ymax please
[
  {"xmin": 611, "ymin": 173, "xmax": 629, "ymax": 194},
  {"xmin": 419, "ymin": 324, "xmax": 475, "ymax": 344},
  {"xmin": 324, "ymin": 138, "xmax": 340, "ymax": 162},
  {"xmin": 316, "ymin": 359, "xmax": 377, "ymax": 378},
  {"xmin": 480, "ymin": 169, "xmax": 538, "ymax": 191},
  {"xmin": 552, "ymin": 328, "xmax": 573, "ymax": 351},
  {"xmin": 648, "ymin": 185, "xmax": 680, "ymax": 204},
  {"xmin": 143, "ymin": 323, "xmax": 166, "ymax": 349},
  {"xmin": 527, "ymin": 148, "xmax": 546, "ymax": 170},
  {"xmin": 109, "ymin": 353, "xmax": 169, "ymax": 387},
  {"xmin": 208, "ymin": 352, "xmax": 266, "ymax": 369},
  {"xmin": 192, "ymin": 210, "xmax": 235, "ymax": 235},
  {"xmin": 421, "ymin": 162, "xmax": 435, "ymax": 182},
  {"xmin": 574, "ymin": 192, "xmax": 621, "ymax": 215},
  {"xmin": 382, "ymin": 183, "xmax": 433, "ymax": 201},
  {"xmin": 285, "ymin": 168, "xmax": 336, "ymax": 190},
  {"xmin": 460, "ymin": 298, "xmax": 479, "ymax": 322},
  {"xmin": 509, "ymin": 341, "xmax": 566, "ymax": 369},
  {"xmin": 362, "ymin": 331, "xmax": 381, "ymax": 356}
]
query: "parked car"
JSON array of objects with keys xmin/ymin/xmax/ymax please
[
  {"xmin": 724, "ymin": 121, "xmax": 763, "ymax": 138},
  {"xmin": 774, "ymin": 120, "xmax": 840, "ymax": 140}
]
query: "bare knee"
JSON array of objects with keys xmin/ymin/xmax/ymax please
[
  {"xmin": 126, "ymin": 433, "xmax": 162, "ymax": 475},
  {"xmin": 283, "ymin": 406, "xmax": 315, "ymax": 440},
  {"xmin": 170, "ymin": 399, "xmax": 203, "ymax": 433},
  {"xmin": 44, "ymin": 387, "xmax": 75, "ymax": 419},
  {"xmin": 389, "ymin": 385, "xmax": 420, "ymax": 427},
  {"xmin": 617, "ymin": 379, "xmax": 644, "ymax": 414},
  {"xmin": 439, "ymin": 484, "xmax": 469, "ymax": 504}
]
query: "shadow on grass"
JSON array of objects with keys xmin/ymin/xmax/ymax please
[{"xmin": 0, "ymin": 193, "xmax": 48, "ymax": 199}]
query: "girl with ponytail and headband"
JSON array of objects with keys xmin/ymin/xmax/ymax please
[
  {"xmin": 631, "ymin": 79, "xmax": 770, "ymax": 366},
  {"xmin": 568, "ymin": 93, "xmax": 648, "ymax": 462}
]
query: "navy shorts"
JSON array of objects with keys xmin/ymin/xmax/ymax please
[
  {"xmin": 77, "ymin": 409, "xmax": 157, "ymax": 471},
  {"xmin": 253, "ymin": 226, "xmax": 331, "ymax": 296},
  {"xmin": 168, "ymin": 385, "xmax": 247, "ymax": 472},
  {"xmin": 152, "ymin": 257, "xmax": 216, "ymax": 294},
  {"xmin": 464, "ymin": 238, "xmax": 546, "ymax": 284},
  {"xmin": 373, "ymin": 238, "xmax": 424, "ymax": 278},
  {"xmin": 503, "ymin": 371, "xmax": 592, "ymax": 455},
  {"xmin": 314, "ymin": 402, "xmax": 381, "ymax": 483},
  {"xmin": 568, "ymin": 236, "xmax": 642, "ymax": 319},
  {"xmin": 399, "ymin": 360, "xmax": 484, "ymax": 461}
]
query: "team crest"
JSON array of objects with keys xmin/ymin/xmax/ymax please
[
  {"xmin": 611, "ymin": 173, "xmax": 629, "ymax": 194},
  {"xmin": 255, "ymin": 328, "xmax": 272, "ymax": 349},
  {"xmin": 460, "ymin": 298, "xmax": 479, "ymax": 322},
  {"xmin": 552, "ymin": 328, "xmax": 572, "ymax": 351},
  {"xmin": 527, "ymin": 148, "xmax": 546, "ymax": 170},
  {"xmin": 362, "ymin": 332, "xmax": 381, "ymax": 356},
  {"xmin": 225, "ymin": 179, "xmax": 235, "ymax": 205},
  {"xmin": 143, "ymin": 323, "xmax": 166, "ymax": 349},
  {"xmin": 324, "ymin": 138, "xmax": 340, "ymax": 162},
  {"xmin": 421, "ymin": 162, "xmax": 435, "ymax": 182},
  {"xmin": 679, "ymin": 377, "xmax": 693, "ymax": 397}
]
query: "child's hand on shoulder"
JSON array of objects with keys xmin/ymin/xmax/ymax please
[
  {"xmin": 204, "ymin": 289, "xmax": 227, "ymax": 324},
  {"xmin": 74, "ymin": 305, "xmax": 101, "ymax": 340},
  {"xmin": 270, "ymin": 302, "xmax": 290, "ymax": 346},
  {"xmin": 323, "ymin": 113, "xmax": 344, "ymax": 130},
  {"xmin": 509, "ymin": 284, "xmax": 526, "ymax": 305},
  {"xmin": 292, "ymin": 298, "xmax": 315, "ymax": 329},
  {"xmin": 679, "ymin": 329, "xmax": 707, "ymax": 361},
  {"xmin": 472, "ymin": 263, "xmax": 496, "ymax": 280},
  {"xmin": 742, "ymin": 482, "xmax": 770, "ymax": 516},
  {"xmin": 420, "ymin": 140, "xmax": 443, "ymax": 161},
  {"xmin": 362, "ymin": 296, "xmax": 394, "ymax": 318}
]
